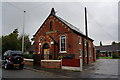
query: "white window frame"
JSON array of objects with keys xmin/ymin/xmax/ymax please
[
  {"xmin": 38, "ymin": 43, "xmax": 41, "ymax": 54},
  {"xmin": 89, "ymin": 50, "xmax": 92, "ymax": 57},
  {"xmin": 85, "ymin": 50, "xmax": 87, "ymax": 57},
  {"xmin": 78, "ymin": 37, "xmax": 81, "ymax": 44},
  {"xmin": 84, "ymin": 40, "xmax": 86, "ymax": 46},
  {"xmin": 79, "ymin": 49, "xmax": 82, "ymax": 57},
  {"xmin": 60, "ymin": 35, "xmax": 67, "ymax": 53},
  {"xmin": 89, "ymin": 42, "xmax": 91, "ymax": 47}
]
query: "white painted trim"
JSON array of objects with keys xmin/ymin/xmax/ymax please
[
  {"xmin": 60, "ymin": 35, "xmax": 67, "ymax": 52},
  {"xmin": 24, "ymin": 59, "xmax": 33, "ymax": 61},
  {"xmin": 38, "ymin": 44, "xmax": 40, "ymax": 54},
  {"xmin": 39, "ymin": 43, "xmax": 41, "ymax": 45},
  {"xmin": 79, "ymin": 49, "xmax": 82, "ymax": 57},
  {"xmin": 62, "ymin": 66, "xmax": 81, "ymax": 71},
  {"xmin": 80, "ymin": 59, "xmax": 83, "ymax": 71},
  {"xmin": 41, "ymin": 60, "xmax": 61, "ymax": 62},
  {"xmin": 59, "ymin": 51, "xmax": 67, "ymax": 53},
  {"xmin": 50, "ymin": 42, "xmax": 54, "ymax": 44}
]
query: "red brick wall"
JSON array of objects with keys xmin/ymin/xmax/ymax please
[
  {"xmin": 41, "ymin": 60, "xmax": 61, "ymax": 69},
  {"xmin": 25, "ymin": 60, "xmax": 33, "ymax": 66},
  {"xmin": 34, "ymin": 14, "xmax": 96, "ymax": 64}
]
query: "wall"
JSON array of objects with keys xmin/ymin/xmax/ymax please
[
  {"xmin": 24, "ymin": 59, "xmax": 33, "ymax": 66},
  {"xmin": 41, "ymin": 60, "xmax": 61, "ymax": 69}
]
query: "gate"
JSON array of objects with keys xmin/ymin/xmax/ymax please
[{"xmin": 33, "ymin": 54, "xmax": 41, "ymax": 66}]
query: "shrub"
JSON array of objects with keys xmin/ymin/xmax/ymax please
[
  {"xmin": 58, "ymin": 56, "xmax": 64, "ymax": 60},
  {"xmin": 112, "ymin": 54, "xmax": 120, "ymax": 58},
  {"xmin": 23, "ymin": 52, "xmax": 33, "ymax": 59}
]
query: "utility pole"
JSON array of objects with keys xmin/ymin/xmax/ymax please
[
  {"xmin": 85, "ymin": 7, "xmax": 89, "ymax": 64},
  {"xmin": 22, "ymin": 11, "xmax": 26, "ymax": 53}
]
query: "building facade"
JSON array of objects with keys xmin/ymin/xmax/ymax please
[
  {"xmin": 96, "ymin": 44, "xmax": 120, "ymax": 57},
  {"xmin": 33, "ymin": 8, "xmax": 96, "ymax": 64}
]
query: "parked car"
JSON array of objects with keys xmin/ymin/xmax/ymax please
[{"xmin": 2, "ymin": 50, "xmax": 24, "ymax": 70}]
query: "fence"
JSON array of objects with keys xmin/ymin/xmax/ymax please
[{"xmin": 62, "ymin": 59, "xmax": 82, "ymax": 71}]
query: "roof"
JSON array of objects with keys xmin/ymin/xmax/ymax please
[
  {"xmin": 95, "ymin": 44, "xmax": 120, "ymax": 52},
  {"xmin": 55, "ymin": 16, "xmax": 84, "ymax": 34},
  {"xmin": 33, "ymin": 8, "xmax": 93, "ymax": 41}
]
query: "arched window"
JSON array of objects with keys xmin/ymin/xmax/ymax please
[
  {"xmin": 50, "ymin": 21, "xmax": 53, "ymax": 31},
  {"xmin": 60, "ymin": 35, "xmax": 66, "ymax": 53}
]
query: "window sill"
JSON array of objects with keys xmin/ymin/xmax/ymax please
[{"xmin": 59, "ymin": 51, "xmax": 67, "ymax": 53}]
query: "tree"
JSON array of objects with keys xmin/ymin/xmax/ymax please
[
  {"xmin": 2, "ymin": 29, "xmax": 20, "ymax": 54},
  {"xmin": 18, "ymin": 34, "xmax": 31, "ymax": 52},
  {"xmin": 112, "ymin": 41, "xmax": 116, "ymax": 45},
  {"xmin": 2, "ymin": 29, "xmax": 31, "ymax": 54}
]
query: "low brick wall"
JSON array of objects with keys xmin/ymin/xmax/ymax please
[
  {"xmin": 24, "ymin": 59, "xmax": 33, "ymax": 66},
  {"xmin": 41, "ymin": 60, "xmax": 61, "ymax": 69}
]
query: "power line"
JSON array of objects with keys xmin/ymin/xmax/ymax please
[
  {"xmin": 6, "ymin": 2, "xmax": 24, "ymax": 12},
  {"xmin": 87, "ymin": 10, "xmax": 116, "ymax": 39},
  {"xmin": 77, "ymin": 3, "xmax": 116, "ymax": 39},
  {"xmin": 25, "ymin": 3, "xmax": 48, "ymax": 12}
]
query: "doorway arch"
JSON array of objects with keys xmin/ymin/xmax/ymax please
[
  {"xmin": 43, "ymin": 43, "xmax": 49, "ymax": 49},
  {"xmin": 42, "ymin": 43, "xmax": 50, "ymax": 60}
]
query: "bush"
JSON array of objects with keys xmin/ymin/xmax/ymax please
[
  {"xmin": 58, "ymin": 56, "xmax": 64, "ymax": 60},
  {"xmin": 58, "ymin": 56, "xmax": 74, "ymax": 60},
  {"xmin": 112, "ymin": 54, "xmax": 120, "ymax": 58},
  {"xmin": 23, "ymin": 52, "xmax": 33, "ymax": 59}
]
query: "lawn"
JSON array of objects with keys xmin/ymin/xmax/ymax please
[{"xmin": 99, "ymin": 57, "xmax": 113, "ymax": 59}]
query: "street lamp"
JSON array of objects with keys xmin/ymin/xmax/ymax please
[{"xmin": 22, "ymin": 11, "xmax": 26, "ymax": 53}]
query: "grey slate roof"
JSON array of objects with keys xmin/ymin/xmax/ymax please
[
  {"xmin": 55, "ymin": 15, "xmax": 84, "ymax": 35},
  {"xmin": 96, "ymin": 44, "xmax": 120, "ymax": 52}
]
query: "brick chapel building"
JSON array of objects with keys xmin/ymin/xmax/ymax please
[{"xmin": 33, "ymin": 8, "xmax": 96, "ymax": 64}]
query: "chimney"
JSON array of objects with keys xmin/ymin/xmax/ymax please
[{"xmin": 50, "ymin": 8, "xmax": 55, "ymax": 15}]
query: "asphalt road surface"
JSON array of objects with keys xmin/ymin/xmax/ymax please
[
  {"xmin": 1, "ymin": 59, "xmax": 119, "ymax": 79},
  {"xmin": 2, "ymin": 67, "xmax": 68, "ymax": 78}
]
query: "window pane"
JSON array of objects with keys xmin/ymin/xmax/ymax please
[{"xmin": 60, "ymin": 35, "xmax": 66, "ymax": 52}]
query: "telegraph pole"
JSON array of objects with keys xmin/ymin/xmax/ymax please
[
  {"xmin": 22, "ymin": 11, "xmax": 26, "ymax": 53},
  {"xmin": 85, "ymin": 7, "xmax": 89, "ymax": 64}
]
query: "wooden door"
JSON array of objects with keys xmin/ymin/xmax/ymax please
[{"xmin": 44, "ymin": 49, "xmax": 49, "ymax": 60}]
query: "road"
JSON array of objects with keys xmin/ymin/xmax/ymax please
[
  {"xmin": 1, "ymin": 59, "xmax": 119, "ymax": 79},
  {"xmin": 2, "ymin": 67, "xmax": 68, "ymax": 78}
]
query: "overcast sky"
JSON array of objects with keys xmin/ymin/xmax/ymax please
[{"xmin": 1, "ymin": 1, "xmax": 119, "ymax": 46}]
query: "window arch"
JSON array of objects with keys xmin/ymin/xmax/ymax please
[
  {"xmin": 50, "ymin": 21, "xmax": 53, "ymax": 31},
  {"xmin": 60, "ymin": 35, "xmax": 66, "ymax": 53}
]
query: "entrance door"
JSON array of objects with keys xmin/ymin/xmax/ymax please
[{"xmin": 44, "ymin": 49, "xmax": 49, "ymax": 60}]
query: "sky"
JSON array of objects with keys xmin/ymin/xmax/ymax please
[{"xmin": 1, "ymin": 0, "xmax": 119, "ymax": 46}]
